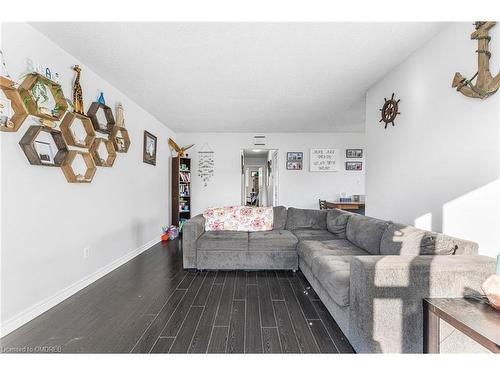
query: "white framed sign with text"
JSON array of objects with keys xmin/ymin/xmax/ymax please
[{"xmin": 310, "ymin": 148, "xmax": 340, "ymax": 172}]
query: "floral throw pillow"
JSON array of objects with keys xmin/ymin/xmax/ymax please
[{"xmin": 203, "ymin": 206, "xmax": 273, "ymax": 232}]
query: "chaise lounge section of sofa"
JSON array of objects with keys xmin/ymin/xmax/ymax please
[{"xmin": 182, "ymin": 206, "xmax": 496, "ymax": 353}]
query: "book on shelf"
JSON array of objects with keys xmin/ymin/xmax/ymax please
[
  {"xmin": 179, "ymin": 171, "xmax": 191, "ymax": 183},
  {"xmin": 179, "ymin": 184, "xmax": 190, "ymax": 197}
]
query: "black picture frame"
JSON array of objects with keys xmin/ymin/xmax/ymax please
[
  {"xmin": 286, "ymin": 151, "xmax": 303, "ymax": 170},
  {"xmin": 143, "ymin": 130, "xmax": 157, "ymax": 166},
  {"xmin": 346, "ymin": 149, "xmax": 363, "ymax": 158},
  {"xmin": 345, "ymin": 161, "xmax": 362, "ymax": 171}
]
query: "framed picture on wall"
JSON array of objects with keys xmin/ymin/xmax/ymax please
[
  {"xmin": 286, "ymin": 152, "xmax": 303, "ymax": 170},
  {"xmin": 143, "ymin": 131, "xmax": 157, "ymax": 166},
  {"xmin": 345, "ymin": 161, "xmax": 362, "ymax": 171},
  {"xmin": 346, "ymin": 149, "xmax": 363, "ymax": 158}
]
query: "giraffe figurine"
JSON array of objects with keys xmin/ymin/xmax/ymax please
[{"xmin": 72, "ymin": 65, "xmax": 84, "ymax": 114}]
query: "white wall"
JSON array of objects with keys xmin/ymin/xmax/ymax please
[
  {"xmin": 365, "ymin": 23, "xmax": 500, "ymax": 257},
  {"xmin": 0, "ymin": 23, "xmax": 175, "ymax": 334},
  {"xmin": 177, "ymin": 132, "xmax": 365, "ymax": 215}
]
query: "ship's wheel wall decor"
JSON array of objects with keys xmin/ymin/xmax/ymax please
[{"xmin": 379, "ymin": 93, "xmax": 401, "ymax": 129}]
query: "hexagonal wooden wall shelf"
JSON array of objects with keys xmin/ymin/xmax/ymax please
[
  {"xmin": 87, "ymin": 102, "xmax": 115, "ymax": 134},
  {"xmin": 61, "ymin": 150, "xmax": 97, "ymax": 183},
  {"xmin": 19, "ymin": 125, "xmax": 69, "ymax": 166},
  {"xmin": 90, "ymin": 138, "xmax": 117, "ymax": 167},
  {"xmin": 18, "ymin": 73, "xmax": 68, "ymax": 122},
  {"xmin": 0, "ymin": 76, "xmax": 29, "ymax": 132},
  {"xmin": 60, "ymin": 112, "xmax": 96, "ymax": 148},
  {"xmin": 109, "ymin": 126, "xmax": 131, "ymax": 153}
]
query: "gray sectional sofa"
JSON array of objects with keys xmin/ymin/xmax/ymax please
[{"xmin": 182, "ymin": 206, "xmax": 496, "ymax": 353}]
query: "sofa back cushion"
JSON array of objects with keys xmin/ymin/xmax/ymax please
[
  {"xmin": 285, "ymin": 207, "xmax": 327, "ymax": 230},
  {"xmin": 326, "ymin": 209, "xmax": 353, "ymax": 239},
  {"xmin": 203, "ymin": 206, "xmax": 273, "ymax": 232},
  {"xmin": 380, "ymin": 223, "xmax": 479, "ymax": 256},
  {"xmin": 346, "ymin": 215, "xmax": 390, "ymax": 255},
  {"xmin": 273, "ymin": 206, "xmax": 288, "ymax": 230}
]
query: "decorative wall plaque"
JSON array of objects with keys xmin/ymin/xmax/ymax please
[
  {"xmin": 198, "ymin": 143, "xmax": 214, "ymax": 186},
  {"xmin": 310, "ymin": 149, "xmax": 340, "ymax": 172}
]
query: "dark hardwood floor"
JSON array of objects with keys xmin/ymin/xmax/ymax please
[{"xmin": 1, "ymin": 239, "xmax": 354, "ymax": 353}]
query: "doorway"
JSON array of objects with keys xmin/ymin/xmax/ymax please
[{"xmin": 241, "ymin": 149, "xmax": 279, "ymax": 207}]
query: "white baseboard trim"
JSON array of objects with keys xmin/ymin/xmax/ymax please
[{"xmin": 0, "ymin": 237, "xmax": 160, "ymax": 338}]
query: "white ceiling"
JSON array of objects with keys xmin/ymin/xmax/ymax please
[{"xmin": 32, "ymin": 22, "xmax": 446, "ymax": 133}]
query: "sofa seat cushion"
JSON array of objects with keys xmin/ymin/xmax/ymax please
[
  {"xmin": 297, "ymin": 239, "xmax": 369, "ymax": 268},
  {"xmin": 285, "ymin": 208, "xmax": 327, "ymax": 230},
  {"xmin": 346, "ymin": 215, "xmax": 391, "ymax": 255},
  {"xmin": 312, "ymin": 255, "xmax": 356, "ymax": 307},
  {"xmin": 249, "ymin": 230, "xmax": 298, "ymax": 252},
  {"xmin": 293, "ymin": 229, "xmax": 339, "ymax": 242},
  {"xmin": 197, "ymin": 231, "xmax": 248, "ymax": 251}
]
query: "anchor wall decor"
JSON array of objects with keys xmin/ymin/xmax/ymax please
[{"xmin": 452, "ymin": 21, "xmax": 500, "ymax": 99}]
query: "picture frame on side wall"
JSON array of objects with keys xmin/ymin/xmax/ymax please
[
  {"xmin": 286, "ymin": 151, "xmax": 303, "ymax": 170},
  {"xmin": 143, "ymin": 130, "xmax": 157, "ymax": 166},
  {"xmin": 346, "ymin": 149, "xmax": 363, "ymax": 158},
  {"xmin": 345, "ymin": 161, "xmax": 362, "ymax": 171}
]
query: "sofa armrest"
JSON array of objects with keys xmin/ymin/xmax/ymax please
[
  {"xmin": 348, "ymin": 255, "xmax": 495, "ymax": 353},
  {"xmin": 182, "ymin": 214, "xmax": 205, "ymax": 269}
]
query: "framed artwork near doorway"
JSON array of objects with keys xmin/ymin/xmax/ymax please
[
  {"xmin": 345, "ymin": 161, "xmax": 362, "ymax": 171},
  {"xmin": 346, "ymin": 149, "xmax": 363, "ymax": 158},
  {"xmin": 286, "ymin": 151, "xmax": 303, "ymax": 170}
]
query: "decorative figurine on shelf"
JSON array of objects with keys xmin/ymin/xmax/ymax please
[
  {"xmin": 0, "ymin": 97, "xmax": 13, "ymax": 128},
  {"xmin": 168, "ymin": 138, "xmax": 194, "ymax": 158},
  {"xmin": 482, "ymin": 252, "xmax": 500, "ymax": 310},
  {"xmin": 98, "ymin": 92, "xmax": 106, "ymax": 105},
  {"xmin": 0, "ymin": 50, "xmax": 11, "ymax": 78},
  {"xmin": 115, "ymin": 102, "xmax": 125, "ymax": 127},
  {"xmin": 72, "ymin": 65, "xmax": 85, "ymax": 114}
]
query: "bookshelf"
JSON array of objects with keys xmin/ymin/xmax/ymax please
[{"xmin": 171, "ymin": 156, "xmax": 191, "ymax": 231}]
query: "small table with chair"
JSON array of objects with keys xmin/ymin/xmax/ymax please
[{"xmin": 319, "ymin": 199, "xmax": 365, "ymax": 215}]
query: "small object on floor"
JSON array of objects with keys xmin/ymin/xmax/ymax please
[{"xmin": 161, "ymin": 225, "xmax": 179, "ymax": 241}]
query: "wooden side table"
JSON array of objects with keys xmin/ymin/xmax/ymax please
[{"xmin": 423, "ymin": 298, "xmax": 500, "ymax": 353}]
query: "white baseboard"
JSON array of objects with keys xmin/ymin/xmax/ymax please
[{"xmin": 0, "ymin": 238, "xmax": 160, "ymax": 338}]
